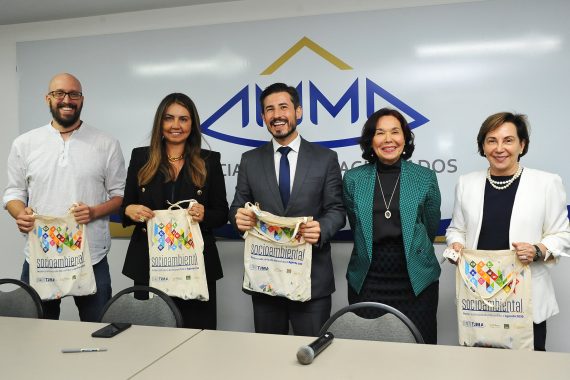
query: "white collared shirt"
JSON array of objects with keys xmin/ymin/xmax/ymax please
[
  {"xmin": 3, "ymin": 123, "xmax": 126, "ymax": 264},
  {"xmin": 272, "ymin": 134, "xmax": 301, "ymax": 193}
]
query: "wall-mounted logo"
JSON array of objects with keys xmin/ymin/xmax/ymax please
[{"xmin": 201, "ymin": 37, "xmax": 428, "ymax": 148}]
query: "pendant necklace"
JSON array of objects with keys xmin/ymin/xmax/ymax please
[{"xmin": 376, "ymin": 172, "xmax": 400, "ymax": 219}]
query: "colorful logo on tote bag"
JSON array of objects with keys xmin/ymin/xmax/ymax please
[
  {"xmin": 464, "ymin": 259, "xmax": 518, "ymax": 294},
  {"xmin": 152, "ymin": 220, "xmax": 195, "ymax": 251},
  {"xmin": 36, "ymin": 224, "xmax": 82, "ymax": 254}
]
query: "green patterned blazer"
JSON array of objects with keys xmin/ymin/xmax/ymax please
[{"xmin": 343, "ymin": 159, "xmax": 441, "ymax": 296}]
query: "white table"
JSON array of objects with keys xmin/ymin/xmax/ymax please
[
  {"xmin": 133, "ymin": 329, "xmax": 570, "ymax": 380},
  {"xmin": 0, "ymin": 317, "xmax": 200, "ymax": 379}
]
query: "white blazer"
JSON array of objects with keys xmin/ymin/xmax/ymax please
[{"xmin": 446, "ymin": 167, "xmax": 570, "ymax": 323}]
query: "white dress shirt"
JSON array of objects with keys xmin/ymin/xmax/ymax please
[
  {"xmin": 272, "ymin": 133, "xmax": 301, "ymax": 193},
  {"xmin": 3, "ymin": 123, "xmax": 126, "ymax": 264}
]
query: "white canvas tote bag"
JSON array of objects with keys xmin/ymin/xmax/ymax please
[
  {"xmin": 28, "ymin": 210, "xmax": 96, "ymax": 300},
  {"xmin": 242, "ymin": 203, "xmax": 313, "ymax": 301},
  {"xmin": 147, "ymin": 200, "xmax": 208, "ymax": 301},
  {"xmin": 456, "ymin": 249, "xmax": 533, "ymax": 350}
]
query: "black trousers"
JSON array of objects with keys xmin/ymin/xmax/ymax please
[
  {"xmin": 533, "ymin": 321, "xmax": 547, "ymax": 351},
  {"xmin": 251, "ymin": 293, "xmax": 331, "ymax": 336}
]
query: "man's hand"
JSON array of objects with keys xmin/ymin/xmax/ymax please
[
  {"xmin": 16, "ymin": 207, "xmax": 35, "ymax": 233},
  {"xmin": 300, "ymin": 220, "xmax": 320, "ymax": 245},
  {"xmin": 73, "ymin": 202, "xmax": 94, "ymax": 224},
  {"xmin": 235, "ymin": 208, "xmax": 257, "ymax": 232}
]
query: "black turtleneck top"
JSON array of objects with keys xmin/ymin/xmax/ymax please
[{"xmin": 373, "ymin": 159, "xmax": 403, "ymax": 244}]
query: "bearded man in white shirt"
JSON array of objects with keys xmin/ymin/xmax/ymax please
[{"xmin": 3, "ymin": 73, "xmax": 126, "ymax": 321}]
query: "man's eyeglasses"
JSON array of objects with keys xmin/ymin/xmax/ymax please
[{"xmin": 48, "ymin": 90, "xmax": 83, "ymax": 100}]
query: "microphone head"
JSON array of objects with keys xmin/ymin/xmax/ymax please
[{"xmin": 296, "ymin": 345, "xmax": 315, "ymax": 365}]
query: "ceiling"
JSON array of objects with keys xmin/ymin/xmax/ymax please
[
  {"xmin": 0, "ymin": 0, "xmax": 237, "ymax": 25},
  {"xmin": 0, "ymin": 0, "xmax": 474, "ymax": 26}
]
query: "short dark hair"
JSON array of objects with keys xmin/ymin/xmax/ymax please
[
  {"xmin": 477, "ymin": 112, "xmax": 530, "ymax": 157},
  {"xmin": 259, "ymin": 83, "xmax": 300, "ymax": 112},
  {"xmin": 360, "ymin": 108, "xmax": 415, "ymax": 163}
]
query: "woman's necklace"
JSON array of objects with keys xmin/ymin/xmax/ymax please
[
  {"xmin": 167, "ymin": 153, "xmax": 184, "ymax": 162},
  {"xmin": 486, "ymin": 165, "xmax": 523, "ymax": 190},
  {"xmin": 375, "ymin": 172, "xmax": 400, "ymax": 219},
  {"xmin": 169, "ymin": 155, "xmax": 184, "ymax": 180}
]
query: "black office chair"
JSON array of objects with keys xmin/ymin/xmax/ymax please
[
  {"xmin": 98, "ymin": 285, "xmax": 183, "ymax": 328},
  {"xmin": 0, "ymin": 278, "xmax": 44, "ymax": 318},
  {"xmin": 319, "ymin": 302, "xmax": 424, "ymax": 343}
]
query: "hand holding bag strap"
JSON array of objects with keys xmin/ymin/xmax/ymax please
[
  {"xmin": 32, "ymin": 204, "xmax": 83, "ymax": 225},
  {"xmin": 167, "ymin": 199, "xmax": 199, "ymax": 226},
  {"xmin": 243, "ymin": 202, "xmax": 255, "ymax": 240},
  {"xmin": 458, "ymin": 249, "xmax": 522, "ymax": 306}
]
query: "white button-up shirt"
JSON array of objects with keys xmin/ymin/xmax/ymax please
[
  {"xmin": 3, "ymin": 123, "xmax": 126, "ymax": 264},
  {"xmin": 272, "ymin": 133, "xmax": 301, "ymax": 193}
]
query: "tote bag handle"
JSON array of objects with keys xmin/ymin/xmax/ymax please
[{"xmin": 167, "ymin": 199, "xmax": 198, "ymax": 211}]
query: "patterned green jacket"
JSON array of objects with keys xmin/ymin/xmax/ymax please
[{"xmin": 343, "ymin": 159, "xmax": 441, "ymax": 296}]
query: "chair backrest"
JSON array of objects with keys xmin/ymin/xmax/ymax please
[
  {"xmin": 319, "ymin": 302, "xmax": 424, "ymax": 343},
  {"xmin": 99, "ymin": 285, "xmax": 183, "ymax": 328},
  {"xmin": 0, "ymin": 278, "xmax": 44, "ymax": 318}
]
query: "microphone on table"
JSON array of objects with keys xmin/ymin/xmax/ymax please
[{"xmin": 296, "ymin": 332, "xmax": 335, "ymax": 365}]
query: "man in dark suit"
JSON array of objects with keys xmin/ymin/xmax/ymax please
[{"xmin": 229, "ymin": 82, "xmax": 345, "ymax": 336}]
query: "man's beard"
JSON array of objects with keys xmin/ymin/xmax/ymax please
[
  {"xmin": 269, "ymin": 119, "xmax": 297, "ymax": 141},
  {"xmin": 49, "ymin": 101, "xmax": 83, "ymax": 128}
]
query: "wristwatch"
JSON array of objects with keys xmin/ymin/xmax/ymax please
[{"xmin": 533, "ymin": 245, "xmax": 543, "ymax": 262}]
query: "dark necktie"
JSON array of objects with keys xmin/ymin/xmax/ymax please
[{"xmin": 277, "ymin": 146, "xmax": 292, "ymax": 208}]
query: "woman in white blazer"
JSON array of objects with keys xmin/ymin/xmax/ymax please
[{"xmin": 446, "ymin": 112, "xmax": 570, "ymax": 351}]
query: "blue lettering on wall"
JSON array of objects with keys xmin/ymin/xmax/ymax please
[
  {"xmin": 200, "ymin": 78, "xmax": 429, "ymax": 148},
  {"xmin": 310, "ymin": 79, "xmax": 359, "ymax": 124},
  {"xmin": 366, "ymin": 79, "xmax": 429, "ymax": 130}
]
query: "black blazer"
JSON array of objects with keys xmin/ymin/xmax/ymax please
[{"xmin": 121, "ymin": 147, "xmax": 228, "ymax": 284}]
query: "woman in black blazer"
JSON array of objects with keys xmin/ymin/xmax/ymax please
[{"xmin": 120, "ymin": 93, "xmax": 228, "ymax": 329}]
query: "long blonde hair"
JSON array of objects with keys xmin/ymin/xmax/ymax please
[{"xmin": 138, "ymin": 93, "xmax": 206, "ymax": 187}]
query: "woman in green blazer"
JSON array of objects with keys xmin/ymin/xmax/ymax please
[{"xmin": 343, "ymin": 108, "xmax": 441, "ymax": 344}]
